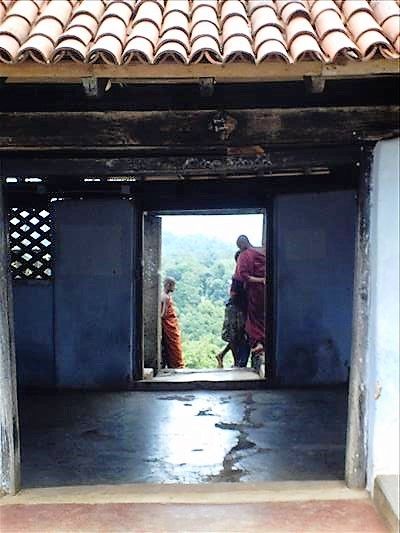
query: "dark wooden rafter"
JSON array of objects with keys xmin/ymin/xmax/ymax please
[
  {"xmin": 0, "ymin": 58, "xmax": 397, "ymax": 83},
  {"xmin": 81, "ymin": 77, "xmax": 110, "ymax": 98},
  {"xmin": 0, "ymin": 105, "xmax": 397, "ymax": 180},
  {"xmin": 0, "ymin": 78, "xmax": 398, "ymax": 114},
  {"xmin": 2, "ymin": 146, "xmax": 362, "ymax": 179},
  {"xmin": 303, "ymin": 76, "xmax": 326, "ymax": 94},
  {"xmin": 0, "ymin": 107, "xmax": 397, "ymax": 152},
  {"xmin": 4, "ymin": 171, "xmax": 359, "ymax": 215}
]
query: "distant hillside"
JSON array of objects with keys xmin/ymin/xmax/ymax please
[
  {"xmin": 162, "ymin": 232, "xmax": 234, "ymax": 264},
  {"xmin": 162, "ymin": 232, "xmax": 237, "ymax": 368}
]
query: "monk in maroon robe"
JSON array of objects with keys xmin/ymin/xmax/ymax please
[{"xmin": 234, "ymin": 235, "xmax": 266, "ymax": 353}]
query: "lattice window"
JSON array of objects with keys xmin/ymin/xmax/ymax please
[{"xmin": 9, "ymin": 207, "xmax": 53, "ymax": 280}]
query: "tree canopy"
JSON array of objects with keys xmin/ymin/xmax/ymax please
[{"xmin": 162, "ymin": 232, "xmax": 237, "ymax": 368}]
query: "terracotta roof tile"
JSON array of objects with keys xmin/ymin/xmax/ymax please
[
  {"xmin": 0, "ymin": 0, "xmax": 398, "ymax": 66},
  {"xmin": 189, "ymin": 1, "xmax": 221, "ymax": 62},
  {"xmin": 310, "ymin": 0, "xmax": 359, "ymax": 61},
  {"xmin": 250, "ymin": 3, "xmax": 288, "ymax": 62},
  {"xmin": 278, "ymin": 0, "xmax": 310, "ymax": 23},
  {"xmin": 154, "ymin": 0, "xmax": 190, "ymax": 63},
  {"xmin": 371, "ymin": 0, "xmax": 400, "ymax": 52}
]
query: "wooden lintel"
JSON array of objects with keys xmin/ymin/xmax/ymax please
[
  {"xmin": 1, "ymin": 146, "xmax": 361, "ymax": 178},
  {"xmin": 0, "ymin": 59, "xmax": 398, "ymax": 84},
  {"xmin": 0, "ymin": 107, "xmax": 397, "ymax": 151}
]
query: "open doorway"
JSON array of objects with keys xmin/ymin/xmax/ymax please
[
  {"xmin": 142, "ymin": 209, "xmax": 267, "ymax": 383},
  {"xmin": 7, "ymin": 179, "xmax": 357, "ymax": 489}
]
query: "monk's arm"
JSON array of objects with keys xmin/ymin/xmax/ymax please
[
  {"xmin": 247, "ymin": 275, "xmax": 266, "ymax": 284},
  {"xmin": 160, "ymin": 294, "xmax": 168, "ymax": 318},
  {"xmin": 237, "ymin": 256, "xmax": 265, "ymax": 284}
]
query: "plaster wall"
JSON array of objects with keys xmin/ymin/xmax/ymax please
[
  {"xmin": 54, "ymin": 199, "xmax": 135, "ymax": 389},
  {"xmin": 275, "ymin": 190, "xmax": 356, "ymax": 385},
  {"xmin": 12, "ymin": 199, "xmax": 137, "ymax": 389},
  {"xmin": 13, "ymin": 282, "xmax": 54, "ymax": 387},
  {"xmin": 367, "ymin": 138, "xmax": 400, "ymax": 490}
]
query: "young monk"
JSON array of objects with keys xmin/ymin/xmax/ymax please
[
  {"xmin": 216, "ymin": 251, "xmax": 250, "ymax": 368},
  {"xmin": 161, "ymin": 277, "xmax": 185, "ymax": 369},
  {"xmin": 235, "ymin": 235, "xmax": 266, "ymax": 356}
]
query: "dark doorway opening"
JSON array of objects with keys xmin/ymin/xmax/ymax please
[
  {"xmin": 5, "ymin": 170, "xmax": 357, "ymax": 490},
  {"xmin": 142, "ymin": 210, "xmax": 267, "ymax": 384}
]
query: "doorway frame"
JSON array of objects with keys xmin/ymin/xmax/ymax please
[
  {"xmin": 142, "ymin": 207, "xmax": 271, "ymax": 379},
  {"xmin": 0, "ymin": 150, "xmax": 371, "ymax": 494}
]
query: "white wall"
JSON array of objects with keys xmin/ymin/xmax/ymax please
[{"xmin": 367, "ymin": 138, "xmax": 400, "ymax": 490}]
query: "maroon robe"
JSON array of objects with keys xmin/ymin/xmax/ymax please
[{"xmin": 235, "ymin": 248, "xmax": 266, "ymax": 347}]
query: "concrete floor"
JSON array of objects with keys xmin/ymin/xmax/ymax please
[{"xmin": 19, "ymin": 388, "xmax": 347, "ymax": 488}]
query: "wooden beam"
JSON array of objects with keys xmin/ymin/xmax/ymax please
[
  {"xmin": 143, "ymin": 214, "xmax": 162, "ymax": 373},
  {"xmin": 81, "ymin": 77, "xmax": 110, "ymax": 98},
  {"xmin": 5, "ymin": 172, "xmax": 359, "ymax": 212},
  {"xmin": 0, "ymin": 179, "xmax": 20, "ymax": 495},
  {"xmin": 0, "ymin": 59, "xmax": 398, "ymax": 83},
  {"xmin": 1, "ymin": 146, "xmax": 362, "ymax": 178},
  {"xmin": 0, "ymin": 107, "xmax": 397, "ymax": 151},
  {"xmin": 132, "ymin": 206, "xmax": 144, "ymax": 382},
  {"xmin": 304, "ymin": 76, "xmax": 326, "ymax": 94},
  {"xmin": 345, "ymin": 149, "xmax": 373, "ymax": 489}
]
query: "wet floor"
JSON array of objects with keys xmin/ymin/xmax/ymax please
[{"xmin": 19, "ymin": 388, "xmax": 347, "ymax": 488}]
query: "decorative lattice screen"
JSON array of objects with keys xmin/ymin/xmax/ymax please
[{"xmin": 9, "ymin": 207, "xmax": 53, "ymax": 280}]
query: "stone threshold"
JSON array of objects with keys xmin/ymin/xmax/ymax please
[{"xmin": 0, "ymin": 481, "xmax": 368, "ymax": 506}]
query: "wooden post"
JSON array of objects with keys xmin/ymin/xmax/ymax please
[
  {"xmin": 0, "ymin": 178, "xmax": 20, "ymax": 494},
  {"xmin": 345, "ymin": 148, "xmax": 373, "ymax": 489},
  {"xmin": 132, "ymin": 201, "xmax": 144, "ymax": 381},
  {"xmin": 143, "ymin": 213, "xmax": 162, "ymax": 373}
]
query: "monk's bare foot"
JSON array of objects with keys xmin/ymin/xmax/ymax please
[{"xmin": 216, "ymin": 353, "xmax": 224, "ymax": 368}]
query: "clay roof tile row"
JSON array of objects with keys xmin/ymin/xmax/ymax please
[{"xmin": 0, "ymin": 0, "xmax": 399, "ymax": 65}]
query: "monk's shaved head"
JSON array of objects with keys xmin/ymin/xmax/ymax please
[
  {"xmin": 236, "ymin": 235, "xmax": 251, "ymax": 251},
  {"xmin": 164, "ymin": 277, "xmax": 176, "ymax": 292}
]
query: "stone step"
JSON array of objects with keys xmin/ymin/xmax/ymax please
[
  {"xmin": 3, "ymin": 482, "xmax": 387, "ymax": 532},
  {"xmin": 374, "ymin": 475, "xmax": 399, "ymax": 532}
]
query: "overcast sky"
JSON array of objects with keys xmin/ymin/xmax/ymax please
[{"xmin": 161, "ymin": 214, "xmax": 264, "ymax": 245}]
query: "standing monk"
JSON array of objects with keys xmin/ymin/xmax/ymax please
[
  {"xmin": 234, "ymin": 235, "xmax": 266, "ymax": 355},
  {"xmin": 161, "ymin": 277, "xmax": 185, "ymax": 369}
]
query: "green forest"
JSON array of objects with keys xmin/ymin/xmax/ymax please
[{"xmin": 162, "ymin": 232, "xmax": 237, "ymax": 368}]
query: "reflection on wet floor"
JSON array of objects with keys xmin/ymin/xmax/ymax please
[{"xmin": 19, "ymin": 388, "xmax": 347, "ymax": 488}]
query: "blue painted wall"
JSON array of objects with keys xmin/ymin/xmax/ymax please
[
  {"xmin": 13, "ymin": 282, "xmax": 54, "ymax": 387},
  {"xmin": 53, "ymin": 199, "xmax": 135, "ymax": 388},
  {"xmin": 274, "ymin": 190, "xmax": 357, "ymax": 385},
  {"xmin": 14, "ymin": 192, "xmax": 356, "ymax": 389},
  {"xmin": 366, "ymin": 138, "xmax": 400, "ymax": 486}
]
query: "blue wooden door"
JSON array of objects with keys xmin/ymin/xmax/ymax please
[
  {"xmin": 274, "ymin": 191, "xmax": 357, "ymax": 385},
  {"xmin": 54, "ymin": 199, "xmax": 137, "ymax": 388}
]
